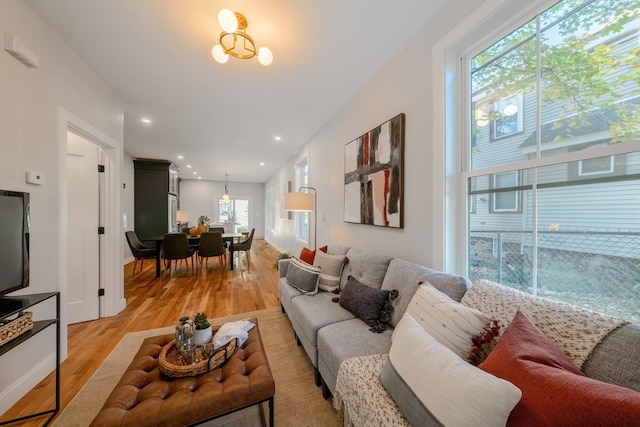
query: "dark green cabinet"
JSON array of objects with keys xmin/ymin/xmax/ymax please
[{"xmin": 133, "ymin": 159, "xmax": 178, "ymax": 241}]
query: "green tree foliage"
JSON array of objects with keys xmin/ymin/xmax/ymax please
[{"xmin": 472, "ymin": 0, "xmax": 640, "ymax": 143}]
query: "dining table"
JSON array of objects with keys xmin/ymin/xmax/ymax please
[{"xmin": 146, "ymin": 233, "xmax": 243, "ymax": 277}]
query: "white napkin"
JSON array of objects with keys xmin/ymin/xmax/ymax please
[{"xmin": 212, "ymin": 320, "xmax": 255, "ymax": 349}]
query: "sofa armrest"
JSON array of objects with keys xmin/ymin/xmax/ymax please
[{"xmin": 278, "ymin": 258, "xmax": 291, "ymax": 278}]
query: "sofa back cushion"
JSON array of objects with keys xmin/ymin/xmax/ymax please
[
  {"xmin": 582, "ymin": 323, "xmax": 640, "ymax": 392},
  {"xmin": 380, "ymin": 259, "xmax": 470, "ymax": 328},
  {"xmin": 326, "ymin": 244, "xmax": 350, "ymax": 257},
  {"xmin": 339, "ymin": 248, "xmax": 392, "ymax": 291}
]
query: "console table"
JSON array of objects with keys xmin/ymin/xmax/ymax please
[{"xmin": 0, "ymin": 292, "xmax": 60, "ymax": 426}]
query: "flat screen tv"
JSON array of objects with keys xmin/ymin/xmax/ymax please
[{"xmin": 0, "ymin": 190, "xmax": 30, "ymax": 297}]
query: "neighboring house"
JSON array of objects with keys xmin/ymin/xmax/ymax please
[{"xmin": 467, "ymin": 11, "xmax": 640, "ymax": 320}]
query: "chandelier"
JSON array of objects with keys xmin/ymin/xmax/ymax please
[
  {"xmin": 211, "ymin": 9, "xmax": 273, "ymax": 66},
  {"xmin": 222, "ymin": 168, "xmax": 230, "ymax": 203}
]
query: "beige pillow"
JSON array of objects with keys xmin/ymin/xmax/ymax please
[
  {"xmin": 313, "ymin": 250, "xmax": 345, "ymax": 292},
  {"xmin": 405, "ymin": 284, "xmax": 492, "ymax": 360}
]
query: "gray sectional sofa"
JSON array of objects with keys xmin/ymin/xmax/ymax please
[{"xmin": 278, "ymin": 244, "xmax": 640, "ymax": 424}]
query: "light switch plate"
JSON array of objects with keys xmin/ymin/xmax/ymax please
[{"xmin": 26, "ymin": 170, "xmax": 45, "ymax": 185}]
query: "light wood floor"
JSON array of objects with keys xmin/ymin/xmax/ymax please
[{"xmin": 1, "ymin": 239, "xmax": 281, "ymax": 426}]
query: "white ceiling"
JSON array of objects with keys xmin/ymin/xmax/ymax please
[{"xmin": 26, "ymin": 0, "xmax": 470, "ymax": 183}]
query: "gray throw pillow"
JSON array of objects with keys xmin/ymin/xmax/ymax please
[
  {"xmin": 338, "ymin": 275, "xmax": 395, "ymax": 332},
  {"xmin": 286, "ymin": 258, "xmax": 320, "ymax": 295}
]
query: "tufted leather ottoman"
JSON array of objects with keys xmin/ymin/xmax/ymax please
[{"xmin": 90, "ymin": 318, "xmax": 275, "ymax": 426}]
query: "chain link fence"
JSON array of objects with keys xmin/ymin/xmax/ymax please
[{"xmin": 470, "ymin": 230, "xmax": 640, "ymax": 322}]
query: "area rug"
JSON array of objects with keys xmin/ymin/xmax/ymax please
[{"xmin": 53, "ymin": 307, "xmax": 340, "ymax": 426}]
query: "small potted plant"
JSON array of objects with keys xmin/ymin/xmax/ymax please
[
  {"xmin": 193, "ymin": 312, "xmax": 212, "ymax": 345},
  {"xmin": 273, "ymin": 252, "xmax": 292, "ymax": 270}
]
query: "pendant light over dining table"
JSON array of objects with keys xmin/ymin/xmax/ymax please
[
  {"xmin": 223, "ymin": 168, "xmax": 230, "ymax": 203},
  {"xmin": 211, "ymin": 8, "xmax": 273, "ymax": 66}
]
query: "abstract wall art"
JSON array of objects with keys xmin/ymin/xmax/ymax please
[{"xmin": 344, "ymin": 113, "xmax": 404, "ymax": 228}]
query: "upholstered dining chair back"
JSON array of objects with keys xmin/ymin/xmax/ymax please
[
  {"xmin": 232, "ymin": 228, "xmax": 255, "ymax": 269},
  {"xmin": 125, "ymin": 230, "xmax": 156, "ymax": 275},
  {"xmin": 234, "ymin": 228, "xmax": 255, "ymax": 251},
  {"xmin": 162, "ymin": 233, "xmax": 195, "ymax": 275},
  {"xmin": 198, "ymin": 232, "xmax": 226, "ymax": 269}
]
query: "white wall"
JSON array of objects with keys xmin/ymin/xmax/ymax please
[
  {"xmin": 265, "ymin": 1, "xmax": 484, "ymax": 266},
  {"xmin": 179, "ymin": 179, "xmax": 265, "ymax": 238},
  {"xmin": 0, "ymin": 0, "xmax": 124, "ymax": 413}
]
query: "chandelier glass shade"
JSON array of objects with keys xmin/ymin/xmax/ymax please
[{"xmin": 212, "ymin": 9, "xmax": 273, "ymax": 66}]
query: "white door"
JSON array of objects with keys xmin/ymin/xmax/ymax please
[{"xmin": 66, "ymin": 132, "xmax": 100, "ymax": 324}]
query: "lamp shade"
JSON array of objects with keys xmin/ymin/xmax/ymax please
[{"xmin": 285, "ymin": 192, "xmax": 314, "ymax": 212}]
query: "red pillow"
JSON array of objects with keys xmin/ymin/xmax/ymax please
[
  {"xmin": 299, "ymin": 245, "xmax": 329, "ymax": 265},
  {"xmin": 299, "ymin": 247, "xmax": 315, "ymax": 264},
  {"xmin": 479, "ymin": 310, "xmax": 640, "ymax": 426}
]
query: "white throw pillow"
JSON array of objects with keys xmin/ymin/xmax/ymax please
[
  {"xmin": 404, "ymin": 283, "xmax": 492, "ymax": 360},
  {"xmin": 313, "ymin": 250, "xmax": 345, "ymax": 292},
  {"xmin": 388, "ymin": 313, "xmax": 521, "ymax": 426}
]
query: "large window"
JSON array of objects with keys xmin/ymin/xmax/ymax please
[{"xmin": 464, "ymin": 0, "xmax": 640, "ymax": 322}]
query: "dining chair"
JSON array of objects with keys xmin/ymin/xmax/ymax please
[
  {"xmin": 209, "ymin": 227, "xmax": 229, "ymax": 249},
  {"xmin": 125, "ymin": 231, "xmax": 156, "ymax": 276},
  {"xmin": 162, "ymin": 233, "xmax": 196, "ymax": 275},
  {"xmin": 232, "ymin": 228, "xmax": 255, "ymax": 268},
  {"xmin": 198, "ymin": 232, "xmax": 226, "ymax": 270}
]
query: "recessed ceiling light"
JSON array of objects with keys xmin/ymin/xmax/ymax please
[
  {"xmin": 198, "ymin": 176, "xmax": 202, "ymax": 180},
  {"xmin": 274, "ymin": 136, "xmax": 281, "ymax": 141},
  {"xmin": 177, "ymin": 155, "xmax": 184, "ymax": 159},
  {"xmin": 186, "ymin": 165, "xmax": 192, "ymax": 168},
  {"xmin": 260, "ymin": 162, "xmax": 265, "ymax": 166},
  {"xmin": 141, "ymin": 118, "xmax": 151, "ymax": 124},
  {"xmin": 193, "ymin": 171, "xmax": 198, "ymax": 175}
]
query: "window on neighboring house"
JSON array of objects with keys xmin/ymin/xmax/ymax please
[
  {"xmin": 578, "ymin": 156, "xmax": 614, "ymax": 176},
  {"xmin": 491, "ymin": 94, "xmax": 524, "ymax": 140},
  {"xmin": 461, "ymin": 0, "xmax": 640, "ymax": 322},
  {"xmin": 491, "ymin": 171, "xmax": 520, "ymax": 213},
  {"xmin": 294, "ymin": 155, "xmax": 309, "ymax": 246}
]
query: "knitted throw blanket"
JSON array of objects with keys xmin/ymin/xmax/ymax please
[{"xmin": 461, "ymin": 279, "xmax": 629, "ymax": 368}]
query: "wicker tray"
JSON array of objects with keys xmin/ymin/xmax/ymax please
[
  {"xmin": 0, "ymin": 311, "xmax": 33, "ymax": 347},
  {"xmin": 159, "ymin": 337, "xmax": 237, "ymax": 378}
]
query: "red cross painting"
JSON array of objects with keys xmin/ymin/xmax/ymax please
[{"xmin": 344, "ymin": 113, "xmax": 404, "ymax": 228}]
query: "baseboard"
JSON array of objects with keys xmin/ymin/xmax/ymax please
[
  {"xmin": 116, "ymin": 297, "xmax": 127, "ymax": 314},
  {"xmin": 123, "ymin": 256, "xmax": 134, "ymax": 265},
  {"xmin": 0, "ymin": 351, "xmax": 56, "ymax": 415}
]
